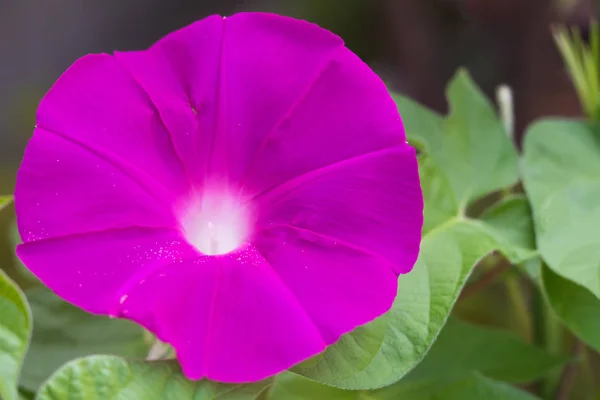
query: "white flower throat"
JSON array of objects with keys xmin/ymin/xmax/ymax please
[{"xmin": 181, "ymin": 192, "xmax": 248, "ymax": 255}]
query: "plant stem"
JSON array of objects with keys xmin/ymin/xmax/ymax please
[
  {"xmin": 554, "ymin": 341, "xmax": 584, "ymax": 400},
  {"xmin": 532, "ymin": 277, "xmax": 564, "ymax": 399},
  {"xmin": 505, "ymin": 275, "xmax": 532, "ymax": 341},
  {"xmin": 460, "ymin": 257, "xmax": 511, "ymax": 300}
]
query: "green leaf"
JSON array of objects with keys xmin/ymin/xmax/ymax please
[
  {"xmin": 479, "ymin": 195, "xmax": 537, "ymax": 264},
  {"xmin": 394, "ymin": 68, "xmax": 519, "ymax": 214},
  {"xmin": 269, "ymin": 373, "xmax": 359, "ymax": 400},
  {"xmin": 0, "ymin": 269, "xmax": 32, "ymax": 400},
  {"xmin": 519, "ymin": 257, "xmax": 542, "ymax": 283},
  {"xmin": 298, "ymin": 218, "xmax": 499, "ymax": 389},
  {"xmin": 35, "ymin": 355, "xmax": 272, "ymax": 400},
  {"xmin": 374, "ymin": 373, "xmax": 541, "ymax": 400},
  {"xmin": 404, "ymin": 318, "xmax": 566, "ymax": 383},
  {"xmin": 553, "ymin": 23, "xmax": 600, "ymax": 120},
  {"xmin": 369, "ymin": 316, "xmax": 560, "ymax": 398},
  {"xmin": 0, "ymin": 195, "xmax": 13, "ymax": 212},
  {"xmin": 417, "ymin": 155, "xmax": 458, "ymax": 233},
  {"xmin": 297, "ymin": 70, "xmax": 522, "ymax": 390},
  {"xmin": 291, "ymin": 313, "xmax": 388, "ymax": 379},
  {"xmin": 20, "ymin": 288, "xmax": 150, "ymax": 392},
  {"xmin": 522, "ymin": 119, "xmax": 600, "ymax": 298},
  {"xmin": 18, "ymin": 388, "xmax": 35, "ymax": 400},
  {"xmin": 542, "ymin": 263, "xmax": 600, "ymax": 351}
]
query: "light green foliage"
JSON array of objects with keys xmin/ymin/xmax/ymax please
[
  {"xmin": 374, "ymin": 373, "xmax": 541, "ymax": 400},
  {"xmin": 35, "ymin": 356, "xmax": 272, "ymax": 400},
  {"xmin": 523, "ymin": 120, "xmax": 600, "ymax": 299},
  {"xmin": 369, "ymin": 318, "xmax": 562, "ymax": 399},
  {"xmin": 397, "ymin": 318, "xmax": 565, "ymax": 384},
  {"xmin": 396, "ymin": 69, "xmax": 519, "ymax": 218},
  {"xmin": 278, "ymin": 317, "xmax": 562, "ymax": 399},
  {"xmin": 521, "ymin": 113, "xmax": 600, "ymax": 394},
  {"xmin": 553, "ymin": 23, "xmax": 600, "ymax": 120},
  {"xmin": 542, "ymin": 264, "xmax": 600, "ymax": 352},
  {"xmin": 479, "ymin": 195, "xmax": 537, "ymax": 264},
  {"xmin": 0, "ymin": 269, "xmax": 31, "ymax": 400},
  {"xmin": 291, "ymin": 313, "xmax": 388, "ymax": 381},
  {"xmin": 20, "ymin": 288, "xmax": 149, "ymax": 392},
  {"xmin": 268, "ymin": 373, "xmax": 359, "ymax": 400}
]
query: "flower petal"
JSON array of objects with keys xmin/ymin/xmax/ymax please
[
  {"xmin": 114, "ymin": 15, "xmax": 225, "ymax": 185},
  {"xmin": 238, "ymin": 32, "xmax": 405, "ymax": 196},
  {"xmin": 119, "ymin": 245, "xmax": 326, "ymax": 382},
  {"xmin": 253, "ymin": 226, "xmax": 399, "ymax": 344},
  {"xmin": 253, "ymin": 145, "xmax": 422, "ymax": 275},
  {"xmin": 36, "ymin": 53, "xmax": 189, "ymax": 200},
  {"xmin": 15, "ymin": 129, "xmax": 179, "ymax": 242},
  {"xmin": 114, "ymin": 13, "xmax": 345, "ymax": 184},
  {"xmin": 16, "ymin": 227, "xmax": 198, "ymax": 314},
  {"xmin": 216, "ymin": 12, "xmax": 344, "ymax": 183}
]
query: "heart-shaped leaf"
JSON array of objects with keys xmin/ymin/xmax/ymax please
[
  {"xmin": 399, "ymin": 69, "xmax": 519, "ymax": 215},
  {"xmin": 36, "ymin": 356, "xmax": 272, "ymax": 400},
  {"xmin": 403, "ymin": 318, "xmax": 566, "ymax": 383},
  {"xmin": 542, "ymin": 263, "xmax": 600, "ymax": 351},
  {"xmin": 522, "ymin": 119, "xmax": 600, "ymax": 298},
  {"xmin": 268, "ymin": 373, "xmax": 358, "ymax": 400},
  {"xmin": 479, "ymin": 195, "xmax": 537, "ymax": 264},
  {"xmin": 374, "ymin": 373, "xmax": 541, "ymax": 400},
  {"xmin": 0, "ymin": 269, "xmax": 32, "ymax": 400}
]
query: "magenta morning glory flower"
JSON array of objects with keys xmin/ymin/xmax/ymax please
[{"xmin": 14, "ymin": 12, "xmax": 423, "ymax": 382}]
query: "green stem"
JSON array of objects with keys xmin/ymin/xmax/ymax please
[
  {"xmin": 459, "ymin": 256, "xmax": 510, "ymax": 300},
  {"xmin": 532, "ymin": 278, "xmax": 564, "ymax": 399},
  {"xmin": 554, "ymin": 341, "xmax": 584, "ymax": 400},
  {"xmin": 505, "ymin": 275, "xmax": 532, "ymax": 341},
  {"xmin": 579, "ymin": 345, "xmax": 594, "ymax": 394}
]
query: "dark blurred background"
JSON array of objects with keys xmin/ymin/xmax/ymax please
[
  {"xmin": 1, "ymin": 1, "xmax": 597, "ymax": 252},
  {"xmin": 1, "ymin": 0, "xmax": 598, "ymax": 185}
]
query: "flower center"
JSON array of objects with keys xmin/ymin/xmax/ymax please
[{"xmin": 181, "ymin": 192, "xmax": 248, "ymax": 256}]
